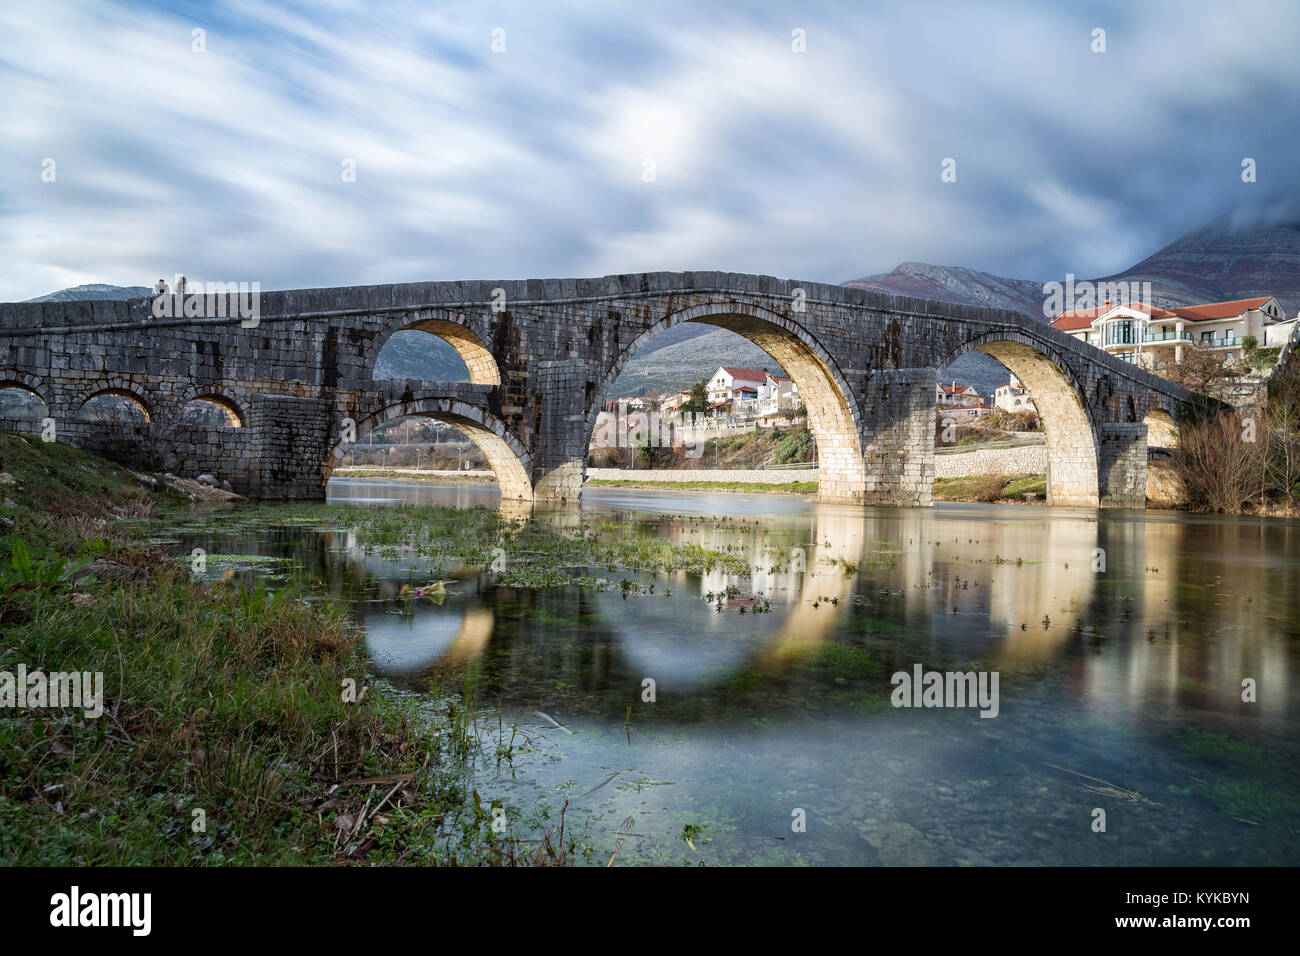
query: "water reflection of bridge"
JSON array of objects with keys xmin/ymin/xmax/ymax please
[
  {"xmin": 345, "ymin": 500, "xmax": 1288, "ymax": 723},
  {"xmin": 358, "ymin": 505, "xmax": 1117, "ymax": 681}
]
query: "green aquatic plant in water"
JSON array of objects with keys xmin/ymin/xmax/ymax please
[{"xmin": 1194, "ymin": 778, "xmax": 1300, "ymax": 831}]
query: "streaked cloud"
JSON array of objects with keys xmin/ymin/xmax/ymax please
[{"xmin": 0, "ymin": 0, "xmax": 1296, "ymax": 301}]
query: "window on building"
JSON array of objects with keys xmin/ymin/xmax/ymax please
[
  {"xmin": 1201, "ymin": 331, "xmax": 1214, "ymax": 344},
  {"xmin": 1107, "ymin": 320, "xmax": 1133, "ymax": 345}
]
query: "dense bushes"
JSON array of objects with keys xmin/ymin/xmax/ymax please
[
  {"xmin": 1173, "ymin": 367, "xmax": 1300, "ymax": 512},
  {"xmin": 772, "ymin": 428, "xmax": 814, "ymax": 464}
]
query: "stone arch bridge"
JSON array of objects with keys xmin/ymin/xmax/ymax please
[{"xmin": 0, "ymin": 272, "xmax": 1200, "ymax": 508}]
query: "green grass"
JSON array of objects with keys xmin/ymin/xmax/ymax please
[
  {"xmin": 1173, "ymin": 728, "xmax": 1260, "ymax": 763},
  {"xmin": 932, "ymin": 474, "xmax": 1046, "ymax": 502},
  {"xmin": 1194, "ymin": 778, "xmax": 1300, "ymax": 831},
  {"xmin": 0, "ymin": 434, "xmax": 575, "ymax": 866},
  {"xmin": 1246, "ymin": 346, "xmax": 1281, "ymax": 371},
  {"xmin": 804, "ymin": 643, "xmax": 883, "ymax": 679}
]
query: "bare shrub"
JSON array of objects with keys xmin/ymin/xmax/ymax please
[
  {"xmin": 973, "ymin": 474, "xmax": 1007, "ymax": 502},
  {"xmin": 1160, "ymin": 350, "xmax": 1247, "ymax": 402},
  {"xmin": 1172, "ymin": 410, "xmax": 1269, "ymax": 512}
]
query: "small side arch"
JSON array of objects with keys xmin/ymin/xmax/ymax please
[
  {"xmin": 368, "ymin": 312, "xmax": 500, "ymax": 386},
  {"xmin": 1144, "ymin": 407, "xmax": 1178, "ymax": 449},
  {"xmin": 178, "ymin": 391, "xmax": 248, "ymax": 428},
  {"xmin": 0, "ymin": 374, "xmax": 50, "ymax": 430},
  {"xmin": 326, "ymin": 397, "xmax": 533, "ymax": 500},
  {"xmin": 76, "ymin": 386, "xmax": 153, "ymax": 423},
  {"xmin": 0, "ymin": 372, "xmax": 48, "ymax": 404}
]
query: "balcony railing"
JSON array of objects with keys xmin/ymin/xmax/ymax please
[{"xmin": 1140, "ymin": 330, "xmax": 1192, "ymax": 343}]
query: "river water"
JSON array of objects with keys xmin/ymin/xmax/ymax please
[{"xmin": 165, "ymin": 478, "xmax": 1300, "ymax": 865}]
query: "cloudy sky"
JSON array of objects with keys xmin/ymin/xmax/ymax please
[{"xmin": 1, "ymin": 0, "xmax": 1297, "ymax": 302}]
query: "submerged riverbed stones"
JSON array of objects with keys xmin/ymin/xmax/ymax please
[{"xmin": 855, "ymin": 819, "xmax": 945, "ymax": 865}]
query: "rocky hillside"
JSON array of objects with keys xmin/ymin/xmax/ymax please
[
  {"xmin": 1101, "ymin": 219, "xmax": 1300, "ymax": 316},
  {"xmin": 844, "ymin": 262, "xmax": 1047, "ymax": 318},
  {"xmin": 838, "ymin": 218, "xmax": 1300, "ymax": 396},
  {"xmin": 25, "ymin": 283, "xmax": 151, "ymax": 302}
]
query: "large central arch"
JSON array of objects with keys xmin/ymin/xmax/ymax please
[
  {"xmin": 586, "ymin": 302, "xmax": 867, "ymax": 502},
  {"xmin": 325, "ymin": 397, "xmax": 533, "ymax": 500},
  {"xmin": 938, "ymin": 334, "xmax": 1101, "ymax": 507}
]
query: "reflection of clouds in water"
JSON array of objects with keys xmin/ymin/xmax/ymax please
[
  {"xmin": 595, "ymin": 589, "xmax": 791, "ymax": 692},
  {"xmin": 364, "ymin": 605, "xmax": 467, "ymax": 676},
  {"xmin": 362, "ymin": 575, "xmax": 489, "ymax": 678}
]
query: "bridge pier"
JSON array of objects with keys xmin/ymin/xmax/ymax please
[
  {"xmin": 531, "ymin": 359, "xmax": 590, "ymax": 502},
  {"xmin": 1098, "ymin": 422, "xmax": 1149, "ymax": 509},
  {"xmin": 859, "ymin": 369, "xmax": 936, "ymax": 507},
  {"xmin": 251, "ymin": 394, "xmax": 334, "ymax": 499}
]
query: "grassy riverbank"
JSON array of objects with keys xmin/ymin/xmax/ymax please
[
  {"xmin": 0, "ymin": 434, "xmax": 569, "ymax": 865},
  {"xmin": 932, "ymin": 474, "xmax": 1047, "ymax": 503},
  {"xmin": 1, "ymin": 434, "xmax": 789, "ymax": 865}
]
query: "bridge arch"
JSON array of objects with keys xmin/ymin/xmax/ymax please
[
  {"xmin": 75, "ymin": 385, "xmax": 153, "ymax": 423},
  {"xmin": 0, "ymin": 374, "xmax": 49, "ymax": 408},
  {"xmin": 325, "ymin": 396, "xmax": 533, "ymax": 500},
  {"xmin": 938, "ymin": 332, "xmax": 1101, "ymax": 507},
  {"xmin": 0, "ymin": 374, "xmax": 49, "ymax": 432},
  {"xmin": 1144, "ymin": 407, "xmax": 1178, "ymax": 448},
  {"xmin": 584, "ymin": 301, "xmax": 866, "ymax": 502},
  {"xmin": 175, "ymin": 387, "xmax": 250, "ymax": 429},
  {"xmin": 0, "ymin": 372, "xmax": 48, "ymax": 403},
  {"xmin": 368, "ymin": 312, "xmax": 500, "ymax": 386},
  {"xmin": 178, "ymin": 390, "xmax": 248, "ymax": 428}
]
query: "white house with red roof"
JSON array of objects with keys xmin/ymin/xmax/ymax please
[
  {"xmin": 935, "ymin": 380, "xmax": 993, "ymax": 419},
  {"xmin": 1049, "ymin": 295, "xmax": 1293, "ymax": 368},
  {"xmin": 994, "ymin": 375, "xmax": 1036, "ymax": 414},
  {"xmin": 707, "ymin": 366, "xmax": 769, "ymax": 405},
  {"xmin": 756, "ymin": 372, "xmax": 801, "ymax": 420},
  {"xmin": 936, "ymin": 380, "xmax": 982, "ymax": 407},
  {"xmin": 702, "ymin": 366, "xmax": 803, "ymax": 421}
]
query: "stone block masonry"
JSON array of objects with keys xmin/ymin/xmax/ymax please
[
  {"xmin": 0, "ymin": 272, "xmax": 1207, "ymax": 508},
  {"xmin": 934, "ymin": 444, "xmax": 1048, "ymax": 478}
]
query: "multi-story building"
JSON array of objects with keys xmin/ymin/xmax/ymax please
[
  {"xmin": 994, "ymin": 375, "xmax": 1036, "ymax": 414},
  {"xmin": 1049, "ymin": 296, "xmax": 1293, "ymax": 368},
  {"xmin": 937, "ymin": 381, "xmax": 982, "ymax": 407},
  {"xmin": 659, "ymin": 391, "xmax": 691, "ymax": 415},
  {"xmin": 754, "ymin": 373, "xmax": 801, "ymax": 420},
  {"xmin": 706, "ymin": 366, "xmax": 769, "ymax": 404}
]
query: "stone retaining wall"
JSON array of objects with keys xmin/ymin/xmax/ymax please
[
  {"xmin": 589, "ymin": 447, "xmax": 1052, "ymax": 484},
  {"xmin": 934, "ymin": 445, "xmax": 1047, "ymax": 477},
  {"xmin": 586, "ymin": 468, "xmax": 816, "ymax": 484}
]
